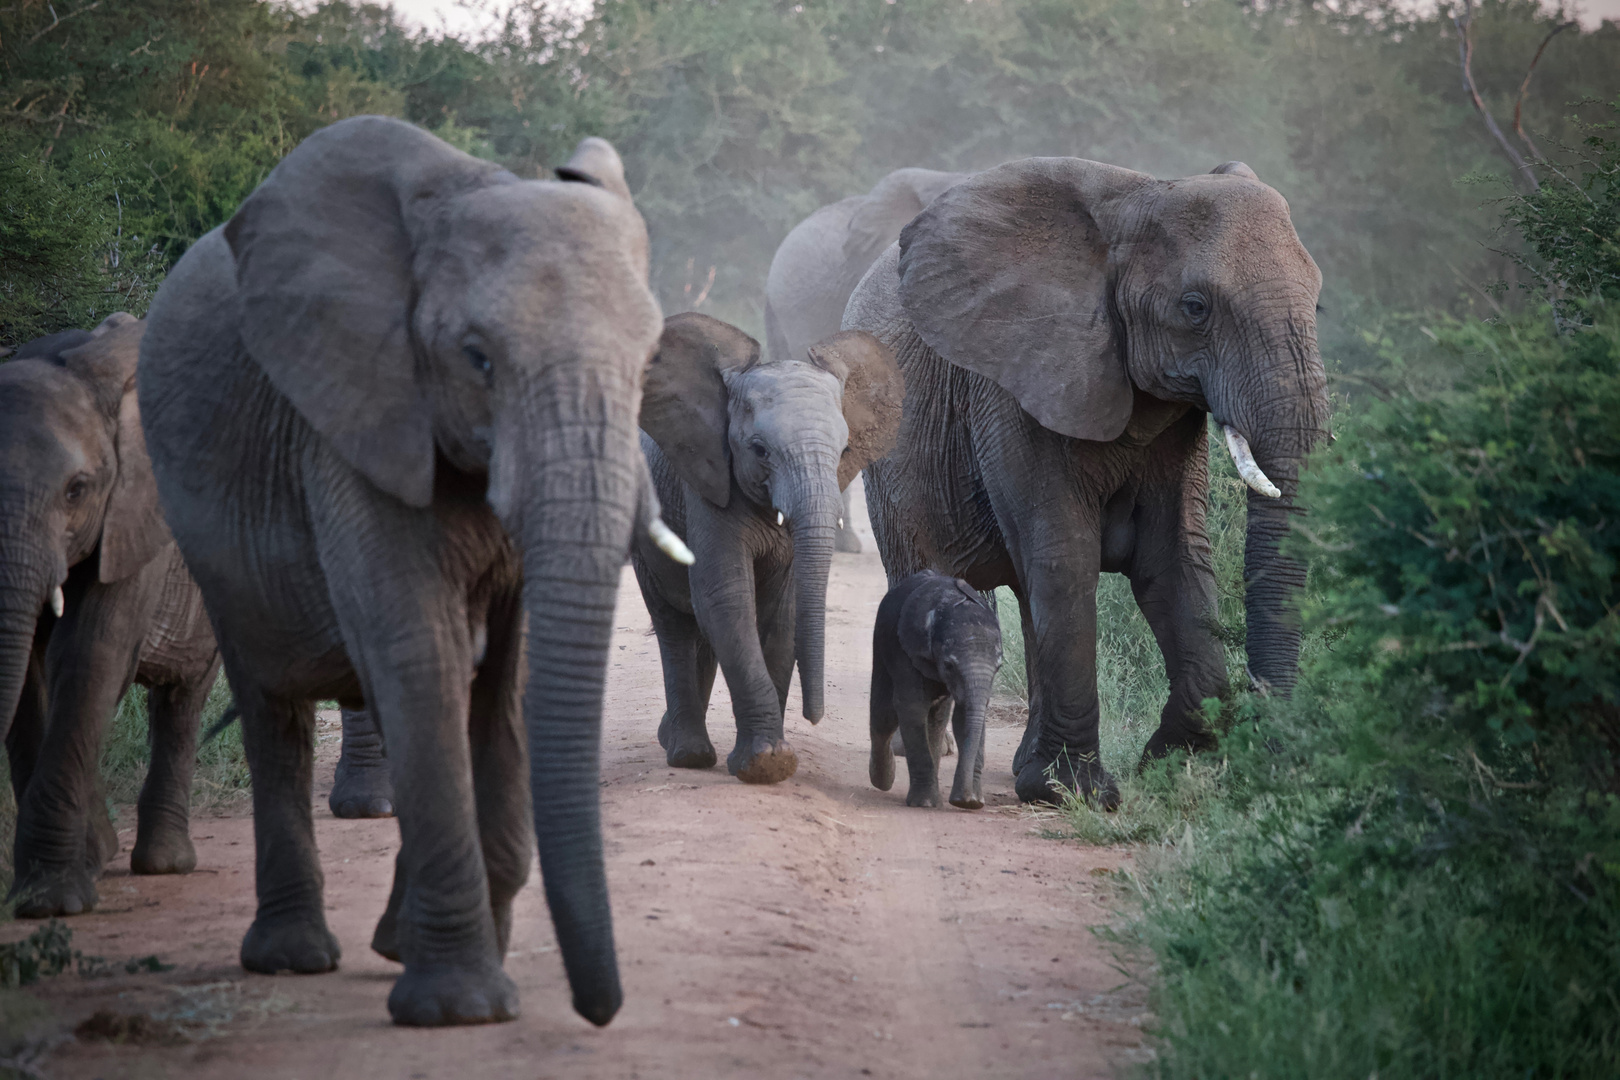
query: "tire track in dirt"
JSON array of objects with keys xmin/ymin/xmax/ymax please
[{"xmin": 15, "ymin": 493, "xmax": 1150, "ymax": 1079}]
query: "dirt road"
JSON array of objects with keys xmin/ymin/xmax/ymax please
[{"xmin": 15, "ymin": 497, "xmax": 1149, "ymax": 1079}]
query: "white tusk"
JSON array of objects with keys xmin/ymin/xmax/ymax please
[
  {"xmin": 837, "ymin": 517, "xmax": 845, "ymax": 530},
  {"xmin": 776, "ymin": 511, "xmax": 784, "ymax": 526},
  {"xmin": 51, "ymin": 586, "xmax": 64, "ymax": 618},
  {"xmin": 1222, "ymin": 424, "xmax": 1281, "ymax": 499},
  {"xmin": 649, "ymin": 519, "xmax": 695, "ymax": 566}
]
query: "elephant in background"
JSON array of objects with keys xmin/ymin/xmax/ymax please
[
  {"xmin": 843, "ymin": 158, "xmax": 1330, "ymax": 806},
  {"xmin": 0, "ymin": 314, "xmax": 220, "ymax": 917},
  {"xmin": 764, "ymin": 168, "xmax": 967, "ymax": 553},
  {"xmin": 139, "ymin": 116, "xmax": 680, "ymax": 1027},
  {"xmin": 633, "ymin": 316, "xmax": 902, "ymax": 784}
]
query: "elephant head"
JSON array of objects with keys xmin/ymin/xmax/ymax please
[
  {"xmin": 897, "ymin": 158, "xmax": 1328, "ymax": 693},
  {"xmin": 216, "ymin": 115, "xmax": 667, "ymax": 1025},
  {"xmin": 641, "ymin": 315, "xmax": 902, "ymax": 721},
  {"xmin": 0, "ymin": 314, "xmax": 170, "ymax": 741}
]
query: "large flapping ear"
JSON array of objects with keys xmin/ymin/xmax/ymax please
[
  {"xmin": 805, "ymin": 331, "xmax": 904, "ymax": 490},
  {"xmin": 555, "ymin": 137, "xmax": 633, "ymax": 201},
  {"xmin": 224, "ymin": 115, "xmax": 514, "ymax": 508},
  {"xmin": 1210, "ymin": 160, "xmax": 1260, "ymax": 180},
  {"xmin": 897, "ymin": 157, "xmax": 1148, "ymax": 443},
  {"xmin": 897, "ymin": 581, "xmax": 940, "ymax": 663},
  {"xmin": 843, "ymin": 168, "xmax": 969, "ymax": 270},
  {"xmin": 59, "ymin": 316, "xmax": 173, "ymax": 582},
  {"xmin": 640, "ymin": 312, "xmax": 759, "ymax": 508}
]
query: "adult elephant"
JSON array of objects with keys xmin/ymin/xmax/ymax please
[
  {"xmin": 633, "ymin": 315, "xmax": 901, "ymax": 782},
  {"xmin": 764, "ymin": 168, "xmax": 966, "ymax": 553},
  {"xmin": 139, "ymin": 116, "xmax": 685, "ymax": 1027},
  {"xmin": 843, "ymin": 158, "xmax": 1329, "ymax": 807},
  {"xmin": 0, "ymin": 314, "xmax": 220, "ymax": 916}
]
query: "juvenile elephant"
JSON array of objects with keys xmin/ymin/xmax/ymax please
[
  {"xmin": 633, "ymin": 317, "xmax": 902, "ymax": 783},
  {"xmin": 764, "ymin": 168, "xmax": 966, "ymax": 553},
  {"xmin": 869, "ymin": 571, "xmax": 1002, "ymax": 810},
  {"xmin": 139, "ymin": 116, "xmax": 682, "ymax": 1027},
  {"xmin": 0, "ymin": 314, "xmax": 220, "ymax": 916},
  {"xmin": 843, "ymin": 158, "xmax": 1330, "ymax": 806}
]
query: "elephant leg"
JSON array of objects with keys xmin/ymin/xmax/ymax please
[
  {"xmin": 1010, "ymin": 585, "xmax": 1044, "ymax": 776},
  {"xmin": 756, "ymin": 560, "xmax": 795, "ymax": 715},
  {"xmin": 237, "ymin": 684, "xmax": 341, "ymax": 974},
  {"xmin": 467, "ymin": 589, "xmax": 532, "ymax": 961},
  {"xmin": 834, "ymin": 485, "xmax": 862, "ymax": 554},
  {"xmin": 5, "ymin": 650, "xmax": 46, "ymax": 813},
  {"xmin": 373, "ymin": 850, "xmax": 407, "ymax": 963},
  {"xmin": 640, "ymin": 572, "xmax": 718, "ymax": 770},
  {"xmin": 329, "ymin": 706, "xmax": 396, "ymax": 819},
  {"xmin": 1130, "ymin": 415, "xmax": 1227, "ymax": 765},
  {"xmin": 869, "ymin": 663, "xmax": 899, "ymax": 791},
  {"xmin": 1011, "ymin": 538, "xmax": 1116, "ymax": 809},
  {"xmin": 13, "ymin": 570, "xmax": 158, "ymax": 918},
  {"xmin": 130, "ymin": 663, "xmax": 219, "ymax": 875},
  {"xmin": 927, "ymin": 695, "xmax": 954, "ymax": 762},
  {"xmin": 898, "ymin": 692, "xmax": 943, "ymax": 808}
]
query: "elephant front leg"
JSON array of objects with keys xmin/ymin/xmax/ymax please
[
  {"xmin": 692, "ymin": 552, "xmax": 796, "ymax": 784},
  {"xmin": 237, "ymin": 688, "xmax": 341, "ymax": 973},
  {"xmin": 329, "ymin": 706, "xmax": 396, "ymax": 818},
  {"xmin": 1013, "ymin": 544, "xmax": 1118, "ymax": 809},
  {"xmin": 131, "ymin": 664, "xmax": 220, "ymax": 875}
]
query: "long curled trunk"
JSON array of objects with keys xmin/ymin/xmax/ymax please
[
  {"xmin": 782, "ymin": 454, "xmax": 841, "ymax": 723},
  {"xmin": 502, "ymin": 372, "xmax": 640, "ymax": 1028}
]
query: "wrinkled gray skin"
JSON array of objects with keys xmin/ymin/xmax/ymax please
[
  {"xmin": 869, "ymin": 571, "xmax": 1001, "ymax": 809},
  {"xmin": 843, "ymin": 158, "xmax": 1330, "ymax": 807},
  {"xmin": 632, "ymin": 317, "xmax": 902, "ymax": 784},
  {"xmin": 764, "ymin": 168, "xmax": 966, "ymax": 554},
  {"xmin": 329, "ymin": 706, "xmax": 394, "ymax": 818},
  {"xmin": 0, "ymin": 315, "xmax": 221, "ymax": 917},
  {"xmin": 138, "ymin": 116, "xmax": 664, "ymax": 1028}
]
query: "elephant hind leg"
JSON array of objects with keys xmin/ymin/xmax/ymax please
[
  {"xmin": 131, "ymin": 661, "xmax": 220, "ymax": 875},
  {"xmin": 644, "ymin": 586, "xmax": 718, "ymax": 771},
  {"xmin": 467, "ymin": 589, "xmax": 532, "ymax": 961},
  {"xmin": 330, "ymin": 706, "xmax": 395, "ymax": 819}
]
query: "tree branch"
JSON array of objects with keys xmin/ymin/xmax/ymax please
[
  {"xmin": 26, "ymin": 1, "xmax": 101, "ymax": 46},
  {"xmin": 1453, "ymin": 0, "xmax": 1538, "ymax": 192},
  {"xmin": 1514, "ymin": 20, "xmax": 1576, "ymax": 162}
]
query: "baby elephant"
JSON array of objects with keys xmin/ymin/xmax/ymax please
[{"xmin": 870, "ymin": 572, "xmax": 1002, "ymax": 809}]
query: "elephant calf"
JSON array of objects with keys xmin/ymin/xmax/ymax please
[
  {"xmin": 869, "ymin": 571, "xmax": 1001, "ymax": 809},
  {"xmin": 0, "ymin": 314, "xmax": 221, "ymax": 916},
  {"xmin": 633, "ymin": 317, "xmax": 902, "ymax": 783}
]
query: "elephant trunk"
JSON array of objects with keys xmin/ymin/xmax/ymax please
[
  {"xmin": 0, "ymin": 534, "xmax": 55, "ymax": 745},
  {"xmin": 949, "ymin": 665, "xmax": 995, "ymax": 809},
  {"xmin": 779, "ymin": 450, "xmax": 841, "ymax": 723},
  {"xmin": 500, "ymin": 370, "xmax": 641, "ymax": 1029}
]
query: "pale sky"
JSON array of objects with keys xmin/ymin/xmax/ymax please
[{"xmin": 382, "ymin": 0, "xmax": 1620, "ymax": 38}]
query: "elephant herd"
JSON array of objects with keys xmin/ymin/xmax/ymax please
[{"xmin": 0, "ymin": 115, "xmax": 1328, "ymax": 1029}]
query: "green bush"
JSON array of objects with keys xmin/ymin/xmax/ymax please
[{"xmin": 101, "ymin": 675, "xmax": 247, "ymax": 811}]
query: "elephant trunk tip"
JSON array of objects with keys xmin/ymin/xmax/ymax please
[{"xmin": 574, "ymin": 985, "xmax": 623, "ymax": 1028}]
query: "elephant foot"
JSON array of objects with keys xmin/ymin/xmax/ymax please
[
  {"xmin": 1011, "ymin": 719, "xmax": 1040, "ymax": 777},
  {"xmin": 905, "ymin": 786, "xmax": 942, "ymax": 808},
  {"xmin": 372, "ymin": 913, "xmax": 402, "ymax": 963},
  {"xmin": 1139, "ymin": 724, "xmax": 1219, "ymax": 768},
  {"xmin": 870, "ymin": 744, "xmax": 896, "ymax": 791},
  {"xmin": 388, "ymin": 964, "xmax": 519, "ymax": 1027},
  {"xmin": 659, "ymin": 712, "xmax": 717, "ymax": 769},
  {"xmin": 131, "ymin": 830, "xmax": 197, "ymax": 875},
  {"xmin": 329, "ymin": 759, "xmax": 395, "ymax": 819},
  {"xmin": 948, "ymin": 780, "xmax": 984, "ymax": 810},
  {"xmin": 728, "ymin": 736, "xmax": 798, "ymax": 784},
  {"xmin": 11, "ymin": 865, "xmax": 100, "ymax": 918},
  {"xmin": 241, "ymin": 916, "xmax": 341, "ymax": 974},
  {"xmin": 1015, "ymin": 751, "xmax": 1119, "ymax": 810}
]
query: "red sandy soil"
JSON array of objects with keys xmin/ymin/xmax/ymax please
[{"xmin": 8, "ymin": 497, "xmax": 1151, "ymax": 1079}]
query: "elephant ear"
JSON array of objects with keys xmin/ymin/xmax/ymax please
[
  {"xmin": 555, "ymin": 137, "xmax": 633, "ymax": 201},
  {"xmin": 843, "ymin": 168, "xmax": 969, "ymax": 269},
  {"xmin": 640, "ymin": 312, "xmax": 759, "ymax": 508},
  {"xmin": 224, "ymin": 115, "xmax": 514, "ymax": 508},
  {"xmin": 805, "ymin": 331, "xmax": 904, "ymax": 489},
  {"xmin": 897, "ymin": 581, "xmax": 940, "ymax": 663},
  {"xmin": 59, "ymin": 315, "xmax": 173, "ymax": 582},
  {"xmin": 897, "ymin": 157, "xmax": 1149, "ymax": 442},
  {"xmin": 1210, "ymin": 160, "xmax": 1259, "ymax": 180}
]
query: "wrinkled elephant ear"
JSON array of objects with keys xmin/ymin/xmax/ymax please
[
  {"xmin": 639, "ymin": 312, "xmax": 758, "ymax": 508},
  {"xmin": 897, "ymin": 157, "xmax": 1149, "ymax": 442},
  {"xmin": 805, "ymin": 331, "xmax": 904, "ymax": 490},
  {"xmin": 224, "ymin": 115, "xmax": 515, "ymax": 508},
  {"xmin": 59, "ymin": 315, "xmax": 173, "ymax": 582},
  {"xmin": 842, "ymin": 168, "xmax": 969, "ymax": 269}
]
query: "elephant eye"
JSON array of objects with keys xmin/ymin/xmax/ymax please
[
  {"xmin": 64, "ymin": 477, "xmax": 90, "ymax": 504},
  {"xmin": 463, "ymin": 345, "xmax": 492, "ymax": 375},
  {"xmin": 1180, "ymin": 293, "xmax": 1210, "ymax": 326},
  {"xmin": 750, "ymin": 439, "xmax": 768, "ymax": 460}
]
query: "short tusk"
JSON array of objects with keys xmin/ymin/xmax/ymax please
[
  {"xmin": 776, "ymin": 511, "xmax": 785, "ymax": 526},
  {"xmin": 1222, "ymin": 424, "xmax": 1281, "ymax": 499},
  {"xmin": 649, "ymin": 518, "xmax": 695, "ymax": 566},
  {"xmin": 51, "ymin": 585, "xmax": 65, "ymax": 618}
]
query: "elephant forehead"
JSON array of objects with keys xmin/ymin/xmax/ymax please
[
  {"xmin": 439, "ymin": 181, "xmax": 651, "ymax": 277},
  {"xmin": 0, "ymin": 364, "xmax": 106, "ymax": 474},
  {"xmin": 730, "ymin": 363, "xmax": 842, "ymax": 414}
]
